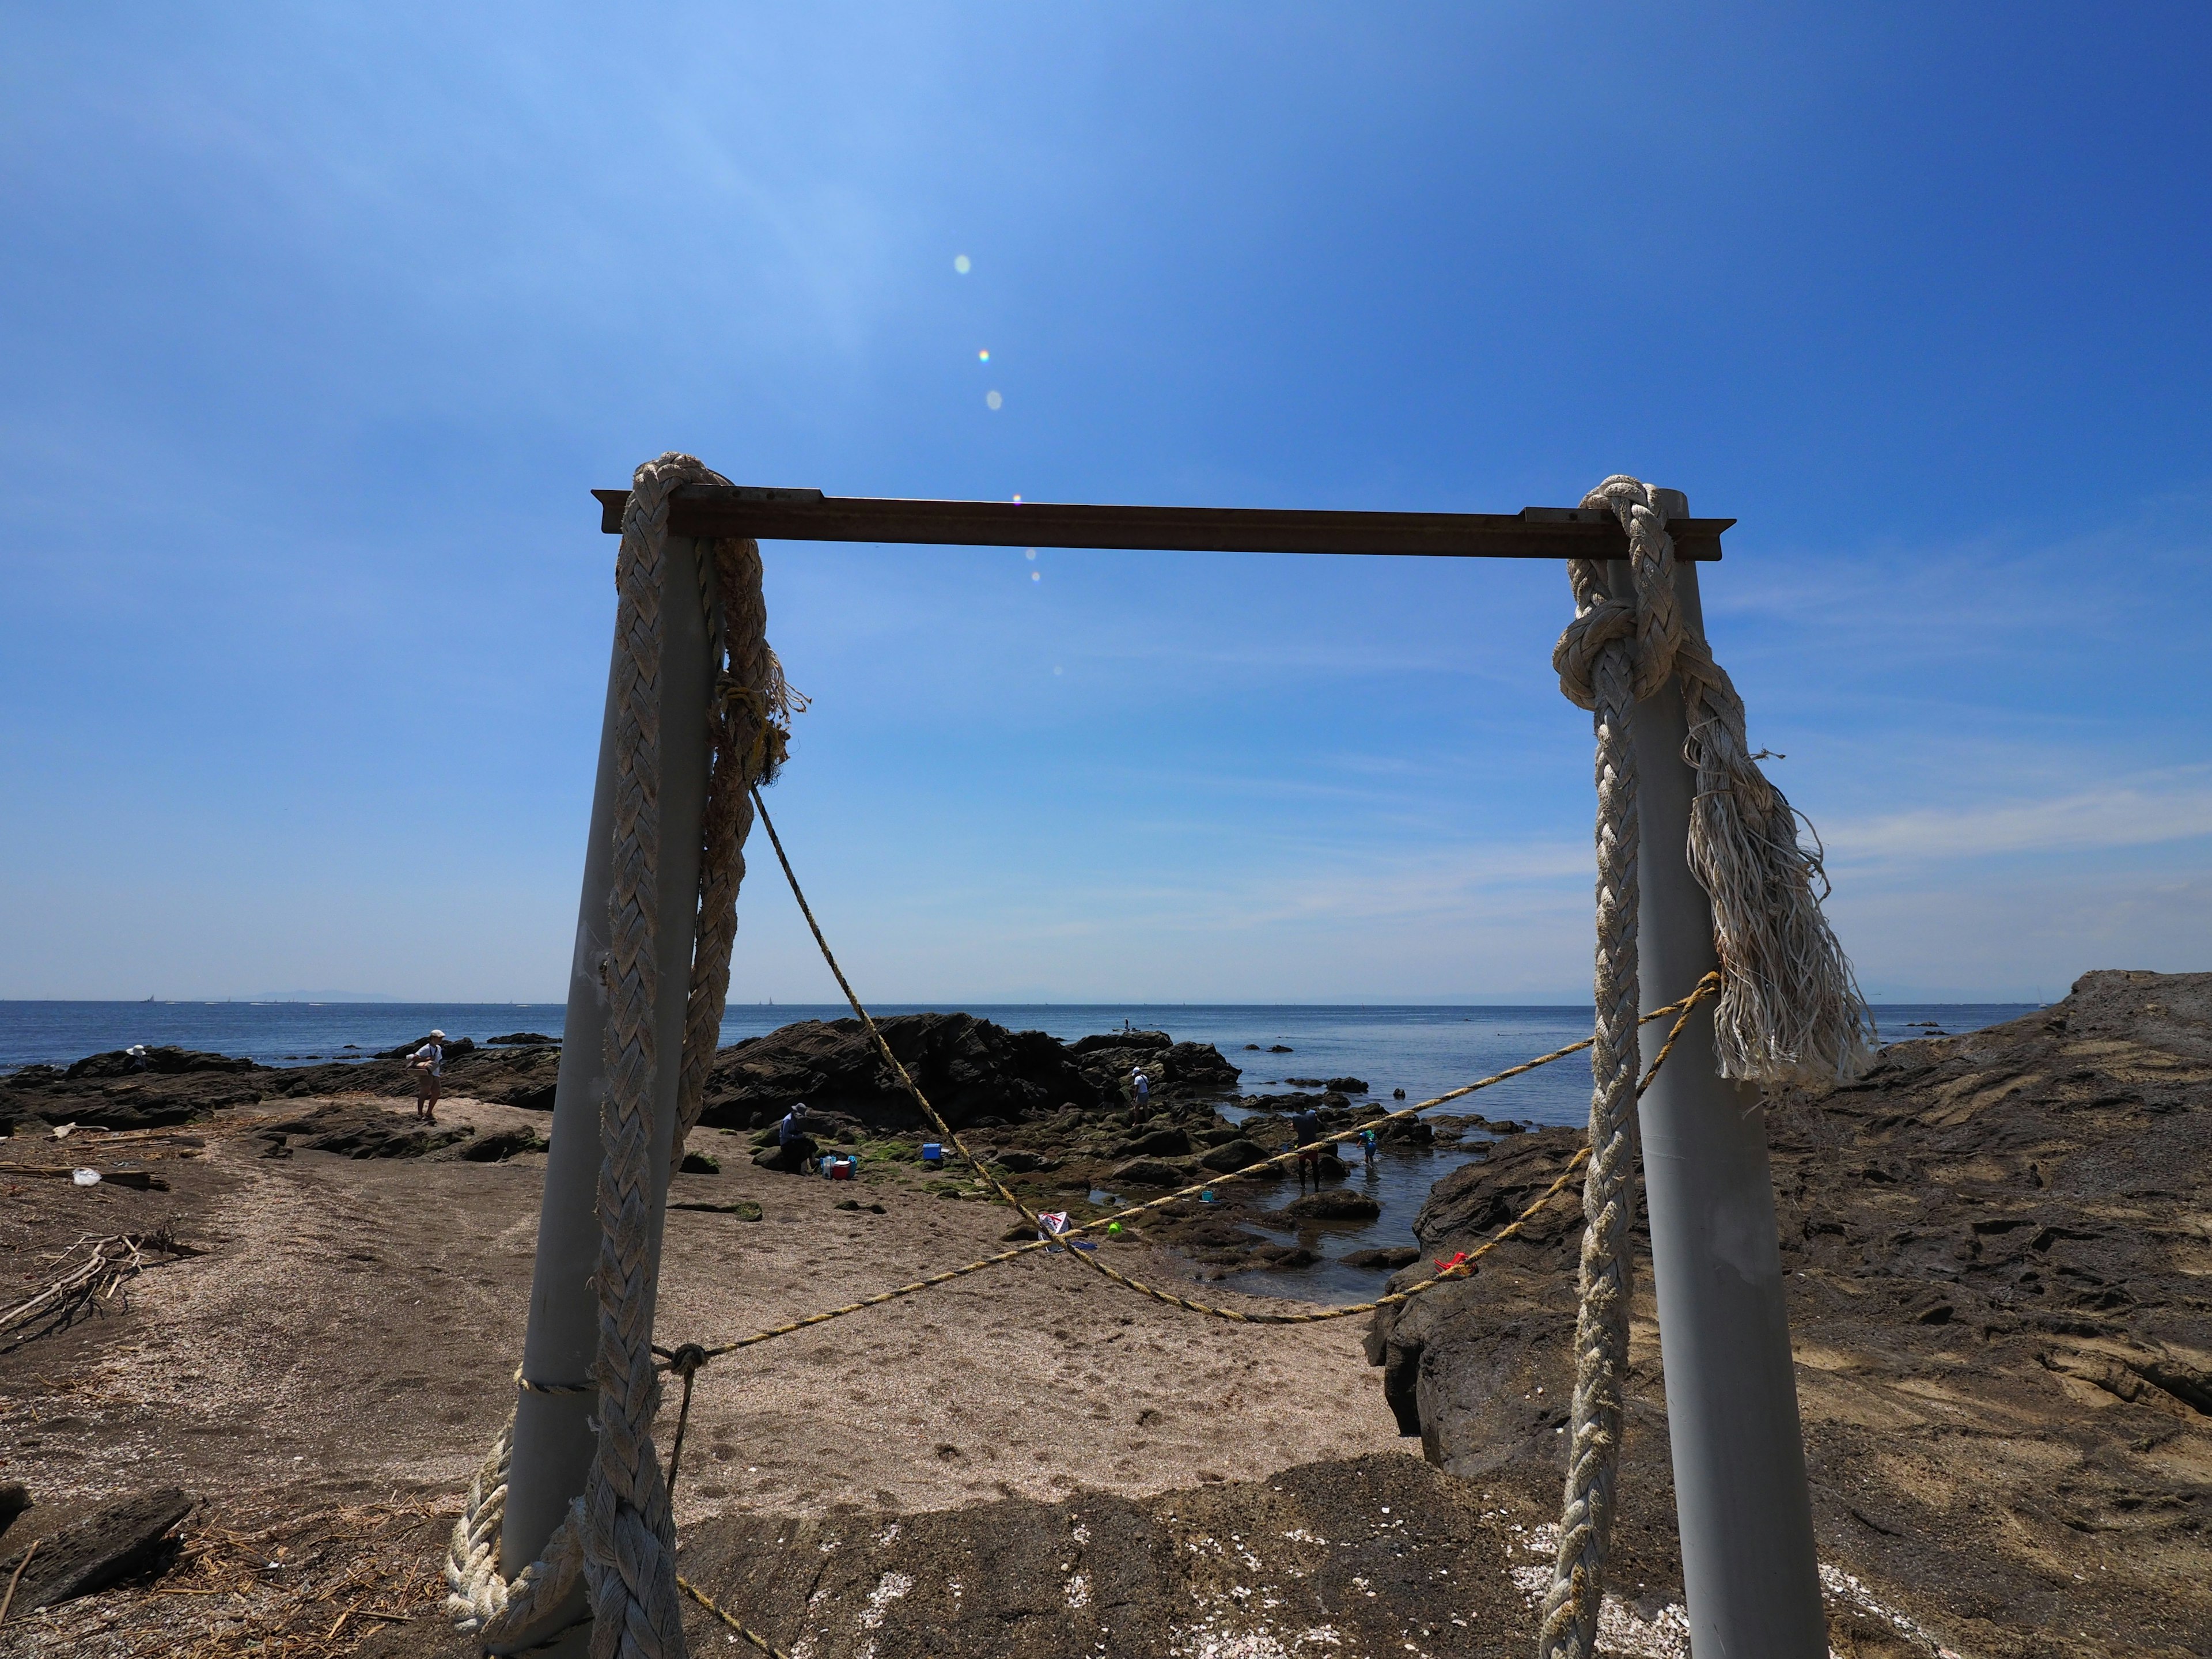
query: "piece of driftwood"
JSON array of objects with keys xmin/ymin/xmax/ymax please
[
  {"xmin": 0, "ymin": 1231, "xmax": 195, "ymax": 1347},
  {"xmin": 0, "ymin": 1488, "xmax": 193, "ymax": 1610}
]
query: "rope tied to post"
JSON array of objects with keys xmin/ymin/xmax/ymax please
[
  {"xmin": 1552, "ymin": 476, "xmax": 1870, "ymax": 1088},
  {"xmin": 446, "ymin": 452, "xmax": 788, "ymax": 1655},
  {"xmin": 1536, "ymin": 475, "xmax": 1869, "ymax": 1659}
]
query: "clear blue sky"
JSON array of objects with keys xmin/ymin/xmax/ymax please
[{"xmin": 3, "ymin": 5, "xmax": 2207, "ymax": 1005}]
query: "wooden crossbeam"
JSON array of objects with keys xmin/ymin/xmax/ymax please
[{"xmin": 589, "ymin": 486, "xmax": 1730, "ymax": 560}]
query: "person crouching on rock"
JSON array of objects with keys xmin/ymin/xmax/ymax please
[
  {"xmin": 411, "ymin": 1031, "xmax": 446, "ymax": 1124},
  {"xmin": 1291, "ymin": 1103, "xmax": 1323, "ymax": 1190},
  {"xmin": 777, "ymin": 1102, "xmax": 817, "ymax": 1174}
]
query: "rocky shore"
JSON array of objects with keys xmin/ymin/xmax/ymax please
[
  {"xmin": 3, "ymin": 975, "xmax": 2207, "ymax": 1656},
  {"xmin": 1, "ymin": 1014, "xmax": 1493, "ymax": 1283},
  {"xmin": 1365, "ymin": 969, "xmax": 2212, "ymax": 1657}
]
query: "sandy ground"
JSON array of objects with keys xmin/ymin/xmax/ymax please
[{"xmin": 1, "ymin": 1090, "xmax": 1418, "ymax": 1652}]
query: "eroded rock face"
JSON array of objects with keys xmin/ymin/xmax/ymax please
[
  {"xmin": 689, "ymin": 1014, "xmax": 1241, "ymax": 1134},
  {"xmin": 1, "ymin": 1049, "xmax": 271, "ymax": 1131},
  {"xmin": 693, "ymin": 1013, "xmax": 1100, "ymax": 1132},
  {"xmin": 668, "ymin": 1454, "xmax": 1531, "ymax": 1659},
  {"xmin": 1365, "ymin": 968, "xmax": 2212, "ymax": 1655}
]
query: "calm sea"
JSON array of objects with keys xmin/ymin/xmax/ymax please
[{"xmin": 2, "ymin": 998, "xmax": 2035, "ymax": 1301}]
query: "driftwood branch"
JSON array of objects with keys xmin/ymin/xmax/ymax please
[{"xmin": 0, "ymin": 1230, "xmax": 195, "ymax": 1349}]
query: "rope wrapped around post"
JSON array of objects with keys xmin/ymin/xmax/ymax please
[
  {"xmin": 1536, "ymin": 476, "xmax": 1869, "ymax": 1658},
  {"xmin": 445, "ymin": 452, "xmax": 794, "ymax": 1655}
]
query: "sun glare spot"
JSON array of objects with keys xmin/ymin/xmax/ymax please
[
  {"xmin": 1031, "ymin": 570, "xmax": 1041, "ymax": 582},
  {"xmin": 986, "ymin": 389, "xmax": 1003, "ymax": 410},
  {"xmin": 978, "ymin": 349, "xmax": 990, "ymax": 362},
  {"xmin": 1024, "ymin": 548, "xmax": 1036, "ymax": 560},
  {"xmin": 953, "ymin": 254, "xmax": 971, "ymax": 274}
]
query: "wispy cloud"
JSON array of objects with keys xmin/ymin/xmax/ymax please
[{"xmin": 1825, "ymin": 766, "xmax": 2212, "ymax": 865}]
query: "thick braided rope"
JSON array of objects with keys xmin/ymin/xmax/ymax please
[
  {"xmin": 1536, "ymin": 575, "xmax": 1643, "ymax": 1659},
  {"xmin": 670, "ymin": 533, "xmax": 774, "ymax": 1175},
  {"xmin": 446, "ymin": 454, "xmax": 728, "ymax": 1653},
  {"xmin": 1554, "ymin": 477, "xmax": 1870, "ymax": 1085},
  {"xmin": 586, "ymin": 452, "xmax": 719, "ymax": 1659},
  {"xmin": 445, "ymin": 1411, "xmax": 589, "ymax": 1637}
]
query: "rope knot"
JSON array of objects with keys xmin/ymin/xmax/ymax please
[
  {"xmin": 1550, "ymin": 594, "xmax": 1638, "ymax": 712},
  {"xmin": 664, "ymin": 1342, "xmax": 709, "ymax": 1380}
]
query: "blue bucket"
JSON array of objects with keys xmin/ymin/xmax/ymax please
[{"xmin": 921, "ymin": 1142, "xmax": 944, "ymax": 1166}]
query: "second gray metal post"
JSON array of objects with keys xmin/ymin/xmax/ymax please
[{"xmin": 1611, "ymin": 554, "xmax": 1827, "ymax": 1658}]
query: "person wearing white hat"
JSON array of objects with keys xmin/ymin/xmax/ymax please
[{"xmin": 410, "ymin": 1030, "xmax": 448, "ymax": 1123}]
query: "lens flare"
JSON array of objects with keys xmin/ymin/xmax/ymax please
[
  {"xmin": 953, "ymin": 254, "xmax": 971, "ymax": 274},
  {"xmin": 986, "ymin": 390, "xmax": 1002, "ymax": 410},
  {"xmin": 978, "ymin": 349, "xmax": 990, "ymax": 362},
  {"xmin": 1024, "ymin": 548, "xmax": 1036, "ymax": 560},
  {"xmin": 1031, "ymin": 570, "xmax": 1040, "ymax": 582}
]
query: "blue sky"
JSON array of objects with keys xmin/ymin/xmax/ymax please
[{"xmin": 3, "ymin": 4, "xmax": 2208, "ymax": 1004}]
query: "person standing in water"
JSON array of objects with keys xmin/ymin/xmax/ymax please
[
  {"xmin": 1291, "ymin": 1102, "xmax": 1323, "ymax": 1190},
  {"xmin": 411, "ymin": 1030, "xmax": 446, "ymax": 1124}
]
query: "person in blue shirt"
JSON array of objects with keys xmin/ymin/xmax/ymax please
[{"xmin": 776, "ymin": 1103, "xmax": 817, "ymax": 1174}]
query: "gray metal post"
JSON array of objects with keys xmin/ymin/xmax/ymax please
[
  {"xmin": 493, "ymin": 531, "xmax": 718, "ymax": 1653},
  {"xmin": 1611, "ymin": 552, "xmax": 1827, "ymax": 1657}
]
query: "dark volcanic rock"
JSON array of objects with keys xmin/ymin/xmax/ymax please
[
  {"xmin": 1366, "ymin": 968, "xmax": 2212, "ymax": 1654},
  {"xmin": 254, "ymin": 1104, "xmax": 475, "ymax": 1160},
  {"xmin": 374, "ymin": 1033, "xmax": 477, "ymax": 1059},
  {"xmin": 487, "ymin": 1032, "xmax": 558, "ymax": 1046},
  {"xmin": 1344, "ymin": 1245, "xmax": 1422, "ymax": 1270},
  {"xmin": 1069, "ymin": 1029, "xmax": 1171, "ymax": 1055},
  {"xmin": 753, "ymin": 1135, "xmax": 818, "ymax": 1173},
  {"xmin": 1199, "ymin": 1138, "xmax": 1266, "ymax": 1174},
  {"xmin": 697, "ymin": 1013, "xmax": 1101, "ymax": 1132},
  {"xmin": 1073, "ymin": 1039, "xmax": 1241, "ymax": 1099},
  {"xmin": 64, "ymin": 1047, "xmax": 260, "ymax": 1081},
  {"xmin": 1108, "ymin": 1157, "xmax": 1191, "ymax": 1188},
  {"xmin": 1, "ymin": 1047, "xmax": 269, "ymax": 1131},
  {"xmin": 1286, "ymin": 1189, "xmax": 1381, "ymax": 1221},
  {"xmin": 1111, "ymin": 1126, "xmax": 1192, "ymax": 1158},
  {"xmin": 459, "ymin": 1126, "xmax": 546, "ymax": 1162}
]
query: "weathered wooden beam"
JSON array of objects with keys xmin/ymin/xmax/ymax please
[
  {"xmin": 588, "ymin": 487, "xmax": 1730, "ymax": 560},
  {"xmin": 0, "ymin": 1488, "xmax": 193, "ymax": 1612}
]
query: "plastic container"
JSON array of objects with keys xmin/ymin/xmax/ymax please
[
  {"xmin": 920, "ymin": 1142, "xmax": 944, "ymax": 1166},
  {"xmin": 821, "ymin": 1154, "xmax": 858, "ymax": 1181}
]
